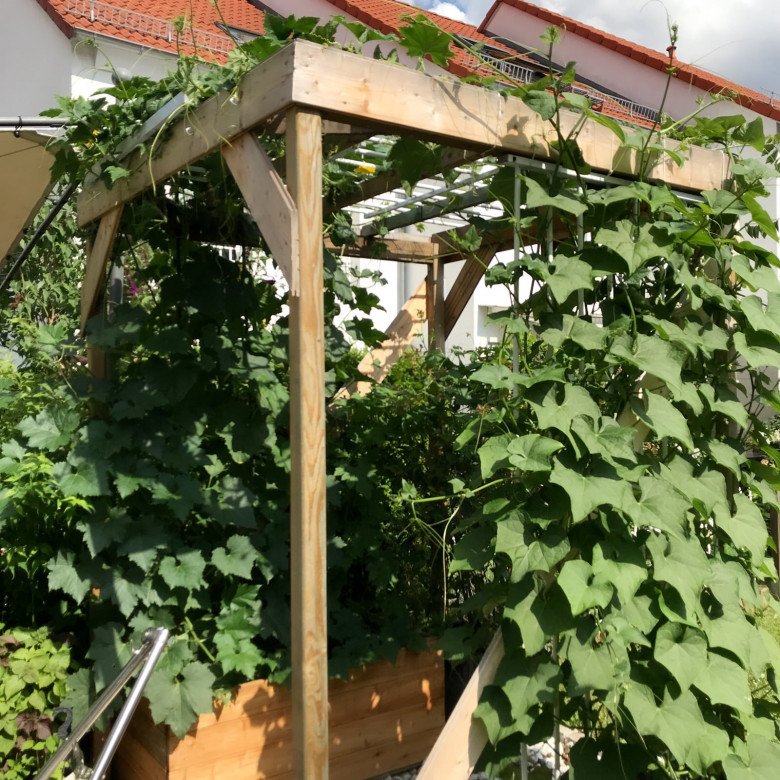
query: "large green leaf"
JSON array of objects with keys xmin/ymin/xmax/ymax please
[
  {"xmin": 718, "ymin": 494, "xmax": 769, "ymax": 562},
  {"xmin": 590, "ymin": 538, "xmax": 647, "ymax": 603},
  {"xmin": 18, "ymin": 407, "xmax": 80, "ymax": 450},
  {"xmin": 724, "ymin": 736, "xmax": 780, "ymax": 779},
  {"xmin": 506, "ymin": 433, "xmax": 563, "ymax": 473},
  {"xmin": 632, "ymin": 391, "xmax": 693, "ymax": 450},
  {"xmin": 557, "ymin": 560, "xmax": 613, "ymax": 615},
  {"xmin": 647, "ymin": 533, "xmax": 711, "ymax": 619},
  {"xmin": 734, "ymin": 330, "xmax": 780, "ymax": 370},
  {"xmin": 477, "ymin": 433, "xmax": 514, "ymax": 479},
  {"xmin": 146, "ymin": 661, "xmax": 216, "ymax": 738},
  {"xmin": 47, "ymin": 551, "xmax": 91, "ymax": 603},
  {"xmin": 158, "ymin": 550, "xmax": 207, "ymax": 591},
  {"xmin": 731, "ymin": 254, "xmax": 780, "ymax": 294},
  {"xmin": 740, "ymin": 294, "xmax": 780, "ymax": 335},
  {"xmin": 565, "ymin": 626, "xmax": 628, "ymax": 694},
  {"xmin": 628, "ymin": 476, "xmax": 691, "ymax": 539},
  {"xmin": 211, "ymin": 534, "xmax": 259, "ymax": 580},
  {"xmin": 693, "ymin": 652, "xmax": 752, "ymax": 712},
  {"xmin": 547, "ymin": 255, "xmax": 593, "ymax": 303},
  {"xmin": 550, "ymin": 461, "xmax": 633, "ymax": 523},
  {"xmin": 526, "ymin": 383, "xmax": 600, "ymax": 439},
  {"xmin": 495, "ymin": 517, "xmax": 570, "ymax": 582},
  {"xmin": 538, "ymin": 313, "xmax": 607, "ymax": 351},
  {"xmin": 653, "ymin": 623, "xmax": 707, "ymax": 691},
  {"xmin": 595, "ymin": 220, "xmax": 671, "ymax": 275},
  {"xmin": 624, "ymin": 684, "xmax": 729, "ymax": 774},
  {"xmin": 504, "ymin": 581, "xmax": 575, "ymax": 655}
]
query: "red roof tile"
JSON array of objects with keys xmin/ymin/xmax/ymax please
[
  {"xmin": 39, "ymin": 0, "xmax": 265, "ymax": 62},
  {"xmin": 480, "ymin": 0, "xmax": 780, "ymax": 121},
  {"xmin": 327, "ymin": 0, "xmax": 526, "ymax": 77}
]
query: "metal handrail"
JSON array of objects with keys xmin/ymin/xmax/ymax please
[{"xmin": 35, "ymin": 627, "xmax": 169, "ymax": 780}]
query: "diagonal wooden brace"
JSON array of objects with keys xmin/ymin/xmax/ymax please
[
  {"xmin": 80, "ymin": 205, "xmax": 123, "ymax": 333},
  {"xmin": 417, "ymin": 631, "xmax": 505, "ymax": 779},
  {"xmin": 334, "ymin": 279, "xmax": 428, "ymax": 401},
  {"xmin": 222, "ymin": 132, "xmax": 300, "ymax": 295}
]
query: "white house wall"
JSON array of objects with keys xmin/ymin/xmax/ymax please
[{"xmin": 1, "ymin": 0, "xmax": 71, "ymax": 115}]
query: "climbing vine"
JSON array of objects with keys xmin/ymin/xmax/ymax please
[{"xmin": 2, "ymin": 12, "xmax": 780, "ymax": 777}]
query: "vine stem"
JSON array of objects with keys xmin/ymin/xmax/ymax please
[{"xmin": 184, "ymin": 616, "xmax": 217, "ymax": 663}]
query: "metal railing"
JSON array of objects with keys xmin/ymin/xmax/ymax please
[
  {"xmin": 65, "ymin": 0, "xmax": 234, "ymax": 55},
  {"xmin": 480, "ymin": 53, "xmax": 538, "ymax": 85}
]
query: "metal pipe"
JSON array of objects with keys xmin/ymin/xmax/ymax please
[
  {"xmin": 90, "ymin": 628, "xmax": 170, "ymax": 780},
  {"xmin": 0, "ymin": 182, "xmax": 78, "ymax": 295},
  {"xmin": 35, "ymin": 628, "xmax": 169, "ymax": 780},
  {"xmin": 0, "ymin": 117, "xmax": 70, "ymax": 128}
]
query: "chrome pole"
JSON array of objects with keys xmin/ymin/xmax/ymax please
[{"xmin": 35, "ymin": 627, "xmax": 169, "ymax": 780}]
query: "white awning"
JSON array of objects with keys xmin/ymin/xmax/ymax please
[{"xmin": 0, "ymin": 130, "xmax": 55, "ymax": 264}]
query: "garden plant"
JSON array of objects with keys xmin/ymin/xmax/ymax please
[{"xmin": 0, "ymin": 12, "xmax": 780, "ymax": 780}]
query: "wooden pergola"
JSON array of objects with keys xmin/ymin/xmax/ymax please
[{"xmin": 76, "ymin": 39, "xmax": 729, "ymax": 779}]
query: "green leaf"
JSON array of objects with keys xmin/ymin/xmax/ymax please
[
  {"xmin": 647, "ymin": 534, "xmax": 711, "ymax": 619},
  {"xmin": 386, "ymin": 138, "xmax": 442, "ymax": 189},
  {"xmin": 522, "ymin": 89, "xmax": 557, "ymax": 120},
  {"xmin": 557, "ymin": 560, "xmax": 613, "ymax": 615},
  {"xmin": 693, "ymin": 652, "xmax": 752, "ymax": 712},
  {"xmin": 653, "ymin": 623, "xmax": 707, "ymax": 691},
  {"xmin": 564, "ymin": 626, "xmax": 628, "ymax": 694},
  {"xmin": 47, "ymin": 551, "xmax": 91, "ymax": 603},
  {"xmin": 506, "ymin": 434, "xmax": 563, "ymax": 473},
  {"xmin": 450, "ymin": 524, "xmax": 495, "ymax": 573},
  {"xmin": 624, "ymin": 684, "xmax": 729, "ymax": 774},
  {"xmin": 732, "ymin": 254, "xmax": 780, "ymax": 294},
  {"xmin": 158, "ymin": 550, "xmax": 207, "ymax": 591},
  {"xmin": 211, "ymin": 535, "xmax": 258, "ymax": 580},
  {"xmin": 718, "ymin": 494, "xmax": 769, "ymax": 562},
  {"xmin": 398, "ymin": 16, "xmax": 453, "ymax": 67},
  {"xmin": 504, "ymin": 581, "xmax": 575, "ymax": 655},
  {"xmin": 632, "ymin": 391, "xmax": 693, "ymax": 450},
  {"xmin": 146, "ymin": 661, "xmax": 216, "ymax": 739},
  {"xmin": 478, "ymin": 433, "xmax": 514, "ymax": 479},
  {"xmin": 526, "ymin": 383, "xmax": 600, "ymax": 438},
  {"xmin": 547, "ymin": 255, "xmax": 593, "ymax": 303},
  {"xmin": 724, "ymin": 735, "xmax": 780, "ymax": 779},
  {"xmin": 627, "ymin": 476, "xmax": 690, "ymax": 539},
  {"xmin": 539, "ymin": 314, "xmax": 607, "ymax": 351},
  {"xmin": 17, "ymin": 407, "xmax": 79, "ymax": 449},
  {"xmin": 522, "ymin": 176, "xmax": 587, "ymax": 216},
  {"xmin": 590, "ymin": 538, "xmax": 647, "ymax": 604},
  {"xmin": 550, "ymin": 461, "xmax": 632, "ymax": 523},
  {"xmin": 741, "ymin": 294, "xmax": 780, "ymax": 335},
  {"xmin": 495, "ymin": 518, "xmax": 570, "ymax": 582},
  {"xmin": 595, "ymin": 220, "xmax": 670, "ymax": 275}
]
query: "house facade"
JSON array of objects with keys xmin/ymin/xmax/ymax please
[{"xmin": 3, "ymin": 0, "xmax": 779, "ymax": 349}]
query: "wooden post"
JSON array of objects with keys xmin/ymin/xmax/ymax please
[
  {"xmin": 427, "ymin": 255, "xmax": 446, "ymax": 350},
  {"xmin": 286, "ymin": 107, "xmax": 328, "ymax": 779},
  {"xmin": 442, "ymin": 243, "xmax": 497, "ymax": 339}
]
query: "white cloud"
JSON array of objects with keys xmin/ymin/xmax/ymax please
[
  {"xmin": 429, "ymin": 2, "xmax": 470, "ymax": 22},
  {"xmin": 409, "ymin": 0, "xmax": 779, "ymax": 96}
]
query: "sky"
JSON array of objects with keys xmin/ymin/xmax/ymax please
[{"xmin": 412, "ymin": 0, "xmax": 780, "ymax": 97}]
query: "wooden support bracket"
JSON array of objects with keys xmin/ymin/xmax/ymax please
[
  {"xmin": 223, "ymin": 132, "xmax": 300, "ymax": 295},
  {"xmin": 80, "ymin": 205, "xmax": 123, "ymax": 332},
  {"xmin": 417, "ymin": 631, "xmax": 505, "ymax": 779}
]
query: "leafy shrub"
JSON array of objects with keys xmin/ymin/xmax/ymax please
[{"xmin": 0, "ymin": 626, "xmax": 72, "ymax": 779}]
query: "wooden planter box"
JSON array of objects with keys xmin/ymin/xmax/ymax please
[{"xmin": 112, "ymin": 649, "xmax": 444, "ymax": 779}]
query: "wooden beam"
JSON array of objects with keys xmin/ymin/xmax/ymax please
[
  {"xmin": 334, "ymin": 279, "xmax": 427, "ymax": 401},
  {"xmin": 417, "ymin": 631, "xmax": 505, "ymax": 779},
  {"xmin": 286, "ymin": 107, "xmax": 328, "ymax": 780},
  {"xmin": 427, "ymin": 256, "xmax": 446, "ymax": 349},
  {"xmin": 288, "ymin": 41, "xmax": 729, "ymax": 193},
  {"xmin": 222, "ymin": 132, "xmax": 300, "ymax": 295},
  {"xmin": 325, "ymin": 235, "xmax": 439, "ymax": 264},
  {"xmin": 80, "ymin": 205, "xmax": 123, "ymax": 331},
  {"xmin": 77, "ymin": 44, "xmax": 297, "ymax": 227}
]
